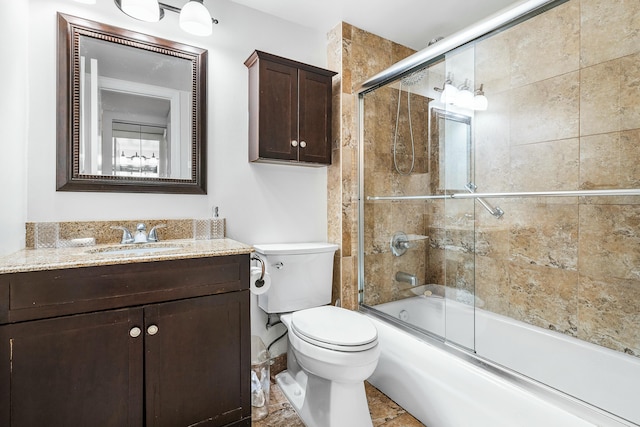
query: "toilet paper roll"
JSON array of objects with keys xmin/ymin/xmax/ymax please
[{"xmin": 250, "ymin": 266, "xmax": 271, "ymax": 295}]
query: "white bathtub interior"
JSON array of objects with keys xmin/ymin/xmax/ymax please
[{"xmin": 373, "ymin": 296, "xmax": 640, "ymax": 425}]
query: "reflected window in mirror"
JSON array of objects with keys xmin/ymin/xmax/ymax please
[{"xmin": 57, "ymin": 13, "xmax": 207, "ymax": 193}]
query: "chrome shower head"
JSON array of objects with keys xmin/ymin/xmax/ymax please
[{"xmin": 401, "ymin": 70, "xmax": 425, "ymax": 86}]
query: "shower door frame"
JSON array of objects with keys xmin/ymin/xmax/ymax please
[{"xmin": 356, "ymin": 0, "xmax": 639, "ymax": 425}]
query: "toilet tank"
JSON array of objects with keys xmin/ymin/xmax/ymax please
[{"xmin": 254, "ymin": 242, "xmax": 339, "ymax": 314}]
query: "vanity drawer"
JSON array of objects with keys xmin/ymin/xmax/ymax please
[{"xmin": 0, "ymin": 255, "xmax": 249, "ymax": 323}]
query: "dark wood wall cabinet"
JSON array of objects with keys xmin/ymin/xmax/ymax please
[
  {"xmin": 245, "ymin": 50, "xmax": 337, "ymax": 166},
  {"xmin": 0, "ymin": 255, "xmax": 251, "ymax": 427}
]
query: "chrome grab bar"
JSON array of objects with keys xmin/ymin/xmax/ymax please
[{"xmin": 465, "ymin": 183, "xmax": 504, "ymax": 218}]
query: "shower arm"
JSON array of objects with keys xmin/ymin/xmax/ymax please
[{"xmin": 465, "ymin": 183, "xmax": 504, "ymax": 218}]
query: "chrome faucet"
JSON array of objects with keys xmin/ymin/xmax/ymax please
[
  {"xmin": 111, "ymin": 226, "xmax": 134, "ymax": 244},
  {"xmin": 111, "ymin": 223, "xmax": 166, "ymax": 244},
  {"xmin": 396, "ymin": 271, "xmax": 419, "ymax": 286},
  {"xmin": 134, "ymin": 223, "xmax": 148, "ymax": 243}
]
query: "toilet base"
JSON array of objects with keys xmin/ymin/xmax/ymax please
[{"xmin": 276, "ymin": 370, "xmax": 373, "ymax": 427}]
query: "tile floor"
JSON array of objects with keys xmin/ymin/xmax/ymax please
[{"xmin": 252, "ymin": 381, "xmax": 426, "ymax": 427}]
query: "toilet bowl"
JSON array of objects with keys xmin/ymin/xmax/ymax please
[
  {"xmin": 253, "ymin": 243, "xmax": 380, "ymax": 427},
  {"xmin": 276, "ymin": 306, "xmax": 379, "ymax": 427}
]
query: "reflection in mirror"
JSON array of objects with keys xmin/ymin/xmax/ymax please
[
  {"xmin": 430, "ymin": 108, "xmax": 472, "ymax": 193},
  {"xmin": 57, "ymin": 13, "xmax": 207, "ymax": 193}
]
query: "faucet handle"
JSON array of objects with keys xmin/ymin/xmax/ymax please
[
  {"xmin": 111, "ymin": 226, "xmax": 134, "ymax": 244},
  {"xmin": 148, "ymin": 224, "xmax": 167, "ymax": 242}
]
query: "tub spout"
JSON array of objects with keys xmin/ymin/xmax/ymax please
[{"xmin": 396, "ymin": 271, "xmax": 419, "ymax": 286}]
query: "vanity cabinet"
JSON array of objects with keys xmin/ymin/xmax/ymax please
[
  {"xmin": 245, "ymin": 50, "xmax": 337, "ymax": 165},
  {"xmin": 0, "ymin": 255, "xmax": 251, "ymax": 427}
]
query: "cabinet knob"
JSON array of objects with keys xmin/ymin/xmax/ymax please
[
  {"xmin": 129, "ymin": 327, "xmax": 142, "ymax": 338},
  {"xmin": 147, "ymin": 324, "xmax": 159, "ymax": 336},
  {"xmin": 291, "ymin": 140, "xmax": 298, "ymax": 147},
  {"xmin": 300, "ymin": 141, "xmax": 307, "ymax": 148}
]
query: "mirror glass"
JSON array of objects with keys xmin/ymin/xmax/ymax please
[
  {"xmin": 430, "ymin": 108, "xmax": 472, "ymax": 192},
  {"xmin": 57, "ymin": 13, "xmax": 207, "ymax": 193}
]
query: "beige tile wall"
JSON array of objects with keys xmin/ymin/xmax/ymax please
[
  {"xmin": 469, "ymin": 0, "xmax": 639, "ymax": 356},
  {"xmin": 327, "ymin": 23, "xmax": 417, "ymax": 310}
]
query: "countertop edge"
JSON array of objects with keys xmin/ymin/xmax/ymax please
[{"xmin": 0, "ymin": 239, "xmax": 254, "ymax": 275}]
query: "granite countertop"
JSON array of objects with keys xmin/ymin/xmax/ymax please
[{"xmin": 0, "ymin": 239, "xmax": 254, "ymax": 274}]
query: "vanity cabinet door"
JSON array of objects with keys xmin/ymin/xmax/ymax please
[
  {"xmin": 0, "ymin": 308, "xmax": 144, "ymax": 427},
  {"xmin": 144, "ymin": 291, "xmax": 250, "ymax": 427}
]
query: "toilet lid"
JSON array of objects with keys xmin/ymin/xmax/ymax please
[{"xmin": 291, "ymin": 306, "xmax": 378, "ymax": 352}]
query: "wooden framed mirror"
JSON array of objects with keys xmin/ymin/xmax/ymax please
[{"xmin": 57, "ymin": 13, "xmax": 207, "ymax": 194}]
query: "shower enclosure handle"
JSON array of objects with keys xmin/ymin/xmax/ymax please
[{"xmin": 465, "ymin": 182, "xmax": 504, "ymax": 218}]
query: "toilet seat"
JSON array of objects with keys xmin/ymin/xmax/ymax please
[{"xmin": 291, "ymin": 306, "xmax": 378, "ymax": 352}]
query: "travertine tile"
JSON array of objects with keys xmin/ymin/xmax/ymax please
[
  {"xmin": 474, "ymin": 91, "xmax": 511, "ymax": 192},
  {"xmin": 579, "ymin": 132, "xmax": 621, "ymax": 189},
  {"xmin": 620, "ymin": 129, "xmax": 640, "ymax": 188},
  {"xmin": 578, "ymin": 204, "xmax": 640, "ymax": 281},
  {"xmin": 580, "ymin": 0, "xmax": 640, "ymax": 67},
  {"xmin": 509, "ymin": 0, "xmax": 580, "ymax": 87},
  {"xmin": 475, "ymin": 256, "xmax": 510, "ymax": 314},
  {"xmin": 508, "ymin": 262, "xmax": 579, "ymax": 335},
  {"xmin": 510, "ymin": 72, "xmax": 580, "ymax": 145},
  {"xmin": 509, "ymin": 202, "xmax": 579, "ymax": 270},
  {"xmin": 475, "ymin": 30, "xmax": 511, "ymax": 94},
  {"xmin": 580, "ymin": 59, "xmax": 621, "ymax": 136},
  {"xmin": 620, "ymin": 52, "xmax": 640, "ymax": 130},
  {"xmin": 509, "ymin": 138, "xmax": 580, "ymax": 192},
  {"xmin": 577, "ymin": 275, "xmax": 640, "ymax": 356}
]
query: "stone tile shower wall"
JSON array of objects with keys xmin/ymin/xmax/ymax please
[
  {"xmin": 469, "ymin": 0, "xmax": 640, "ymax": 357},
  {"xmin": 327, "ymin": 23, "xmax": 416, "ymax": 310},
  {"xmin": 357, "ymin": 0, "xmax": 640, "ymax": 358}
]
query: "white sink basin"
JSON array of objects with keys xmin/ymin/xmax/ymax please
[{"xmin": 88, "ymin": 243, "xmax": 185, "ymax": 256}]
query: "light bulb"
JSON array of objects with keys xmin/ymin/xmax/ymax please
[
  {"xmin": 474, "ymin": 94, "xmax": 488, "ymax": 111},
  {"xmin": 180, "ymin": 0, "xmax": 213, "ymax": 36},
  {"xmin": 440, "ymin": 83, "xmax": 458, "ymax": 104},
  {"xmin": 119, "ymin": 0, "xmax": 161, "ymax": 22},
  {"xmin": 456, "ymin": 88, "xmax": 474, "ymax": 109}
]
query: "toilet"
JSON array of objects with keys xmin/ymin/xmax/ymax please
[{"xmin": 254, "ymin": 243, "xmax": 380, "ymax": 427}]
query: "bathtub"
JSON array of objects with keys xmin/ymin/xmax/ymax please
[{"xmin": 367, "ymin": 295, "xmax": 640, "ymax": 427}]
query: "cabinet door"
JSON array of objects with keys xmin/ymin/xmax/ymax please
[
  {"xmin": 298, "ymin": 69, "xmax": 333, "ymax": 164},
  {"xmin": 144, "ymin": 291, "xmax": 250, "ymax": 427},
  {"xmin": 0, "ymin": 308, "xmax": 144, "ymax": 427},
  {"xmin": 258, "ymin": 59, "xmax": 298, "ymax": 161}
]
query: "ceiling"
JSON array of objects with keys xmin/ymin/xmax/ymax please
[{"xmin": 227, "ymin": 0, "xmax": 524, "ymax": 51}]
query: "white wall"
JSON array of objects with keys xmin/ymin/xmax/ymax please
[
  {"xmin": 25, "ymin": 0, "xmax": 330, "ymax": 246},
  {"xmin": 0, "ymin": 1, "xmax": 29, "ymax": 255}
]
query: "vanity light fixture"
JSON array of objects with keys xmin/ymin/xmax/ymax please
[
  {"xmin": 473, "ymin": 84, "xmax": 488, "ymax": 111},
  {"xmin": 113, "ymin": 0, "xmax": 219, "ymax": 36},
  {"xmin": 439, "ymin": 73, "xmax": 458, "ymax": 104},
  {"xmin": 456, "ymin": 79, "xmax": 475, "ymax": 110},
  {"xmin": 434, "ymin": 76, "xmax": 488, "ymax": 111},
  {"xmin": 115, "ymin": 0, "xmax": 161, "ymax": 22}
]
